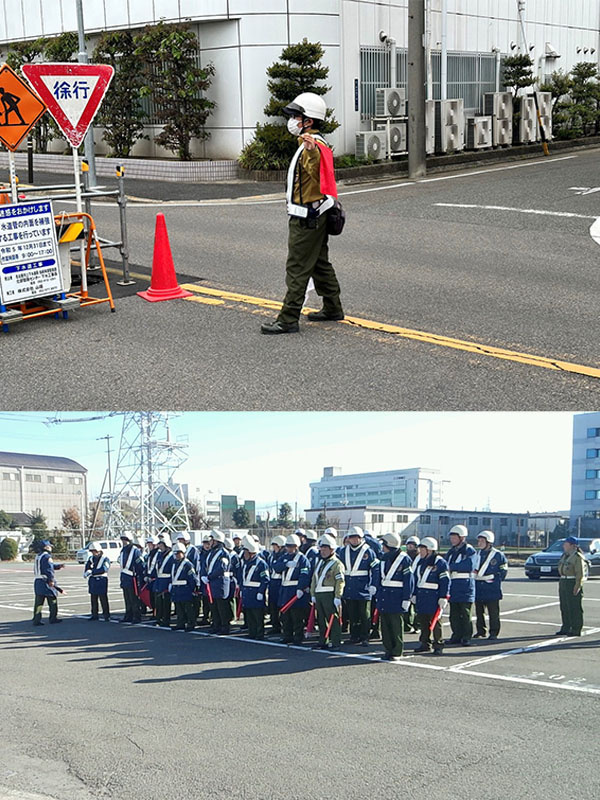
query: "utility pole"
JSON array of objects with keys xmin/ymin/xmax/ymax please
[
  {"xmin": 408, "ymin": 0, "xmax": 427, "ymax": 179},
  {"xmin": 97, "ymin": 434, "xmax": 113, "ymax": 495},
  {"xmin": 75, "ymin": 0, "xmax": 98, "ymax": 188}
]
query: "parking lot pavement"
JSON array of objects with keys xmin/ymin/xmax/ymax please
[
  {"xmin": 1, "ymin": 562, "xmax": 599, "ymax": 800},
  {"xmin": 2, "ymin": 563, "xmax": 598, "ymax": 695}
]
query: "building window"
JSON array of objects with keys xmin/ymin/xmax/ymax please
[
  {"xmin": 500, "ymin": 518, "xmax": 508, "ymax": 526},
  {"xmin": 25, "ymin": 474, "xmax": 41, "ymax": 483},
  {"xmin": 586, "ymin": 448, "xmax": 599, "ymax": 458},
  {"xmin": 468, "ymin": 517, "xmax": 478, "ymax": 525},
  {"xmin": 482, "ymin": 517, "xmax": 491, "ymax": 526},
  {"xmin": 47, "ymin": 475, "xmax": 64, "ymax": 484},
  {"xmin": 396, "ymin": 514, "xmax": 408, "ymax": 523},
  {"xmin": 2, "ymin": 472, "xmax": 16, "ymax": 481},
  {"xmin": 585, "ymin": 490, "xmax": 600, "ymax": 500},
  {"xmin": 517, "ymin": 518, "xmax": 525, "ymax": 527},
  {"xmin": 584, "ymin": 510, "xmax": 600, "ymax": 518},
  {"xmin": 68, "ymin": 477, "xmax": 82, "ymax": 485},
  {"xmin": 439, "ymin": 516, "xmax": 449, "ymax": 525},
  {"xmin": 587, "ymin": 427, "xmax": 600, "ymax": 438},
  {"xmin": 586, "ymin": 469, "xmax": 599, "ymax": 479},
  {"xmin": 419, "ymin": 515, "xmax": 431, "ymax": 524}
]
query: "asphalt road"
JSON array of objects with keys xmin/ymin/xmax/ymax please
[
  {"xmin": 1, "ymin": 562, "xmax": 599, "ymax": 800},
  {"xmin": 3, "ymin": 150, "xmax": 600, "ymax": 409}
]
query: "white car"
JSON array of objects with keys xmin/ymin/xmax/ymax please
[{"xmin": 76, "ymin": 539, "xmax": 123, "ymax": 564}]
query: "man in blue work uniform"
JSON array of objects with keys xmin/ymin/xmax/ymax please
[
  {"xmin": 413, "ymin": 537, "xmax": 450, "ymax": 655},
  {"xmin": 198, "ymin": 532, "xmax": 213, "ymax": 626},
  {"xmin": 300, "ymin": 529, "xmax": 320, "ymax": 571},
  {"xmin": 177, "ymin": 531, "xmax": 201, "ymax": 622},
  {"xmin": 202, "ymin": 529, "xmax": 234, "ymax": 635},
  {"xmin": 154, "ymin": 536, "xmax": 174, "ymax": 628},
  {"xmin": 32, "ymin": 540, "xmax": 65, "ymax": 625},
  {"xmin": 339, "ymin": 526, "xmax": 379, "ymax": 647},
  {"xmin": 83, "ymin": 542, "xmax": 111, "ymax": 621},
  {"xmin": 474, "ymin": 530, "xmax": 508, "ymax": 640},
  {"xmin": 144, "ymin": 535, "xmax": 160, "ymax": 615},
  {"xmin": 240, "ymin": 535, "xmax": 270, "ymax": 639},
  {"xmin": 170, "ymin": 543, "xmax": 198, "ymax": 631},
  {"xmin": 272, "ymin": 533, "xmax": 311, "ymax": 645},
  {"xmin": 267, "ymin": 535, "xmax": 286, "ymax": 634},
  {"xmin": 445, "ymin": 524, "xmax": 476, "ymax": 646},
  {"xmin": 118, "ymin": 533, "xmax": 145, "ymax": 623},
  {"xmin": 374, "ymin": 532, "xmax": 413, "ymax": 661}
]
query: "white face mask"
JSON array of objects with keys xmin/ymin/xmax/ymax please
[{"xmin": 287, "ymin": 117, "xmax": 303, "ymax": 137}]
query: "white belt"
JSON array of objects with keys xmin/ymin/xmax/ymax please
[
  {"xmin": 157, "ymin": 572, "xmax": 170, "ymax": 579},
  {"xmin": 282, "ymin": 579, "xmax": 298, "ymax": 587},
  {"xmin": 287, "ymin": 196, "xmax": 334, "ymax": 219},
  {"xmin": 172, "ymin": 580, "xmax": 187, "ymax": 586},
  {"xmin": 244, "ymin": 581, "xmax": 261, "ymax": 588},
  {"xmin": 348, "ymin": 571, "xmax": 368, "ymax": 577},
  {"xmin": 315, "ymin": 586, "xmax": 334, "ymax": 593},
  {"xmin": 560, "ymin": 575, "xmax": 576, "ymax": 579},
  {"xmin": 418, "ymin": 582, "xmax": 439, "ymax": 590},
  {"xmin": 381, "ymin": 580, "xmax": 403, "ymax": 588},
  {"xmin": 475, "ymin": 575, "xmax": 494, "ymax": 582},
  {"xmin": 121, "ymin": 569, "xmax": 133, "ymax": 576},
  {"xmin": 450, "ymin": 572, "xmax": 473, "ymax": 579}
]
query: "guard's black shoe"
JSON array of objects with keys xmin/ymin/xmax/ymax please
[
  {"xmin": 33, "ymin": 621, "xmax": 44, "ymax": 626},
  {"xmin": 554, "ymin": 630, "xmax": 569, "ymax": 636},
  {"xmin": 389, "ymin": 655, "xmax": 403, "ymax": 662},
  {"xmin": 488, "ymin": 634, "xmax": 499, "ymax": 640},
  {"xmin": 306, "ymin": 309, "xmax": 345, "ymax": 322},
  {"xmin": 432, "ymin": 648, "xmax": 444, "ymax": 656},
  {"xmin": 359, "ymin": 640, "xmax": 369, "ymax": 648},
  {"xmin": 49, "ymin": 619, "xmax": 62, "ymax": 624},
  {"xmin": 473, "ymin": 633, "xmax": 485, "ymax": 639},
  {"xmin": 413, "ymin": 645, "xmax": 431, "ymax": 653},
  {"xmin": 460, "ymin": 639, "xmax": 471, "ymax": 646},
  {"xmin": 260, "ymin": 321, "xmax": 299, "ymax": 335},
  {"xmin": 90, "ymin": 615, "xmax": 99, "ymax": 621}
]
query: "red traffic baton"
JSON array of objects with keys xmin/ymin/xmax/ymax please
[
  {"xmin": 206, "ymin": 582, "xmax": 214, "ymax": 605},
  {"xmin": 324, "ymin": 613, "xmax": 336, "ymax": 640},
  {"xmin": 372, "ymin": 608, "xmax": 379, "ymax": 625},
  {"xmin": 429, "ymin": 605, "xmax": 443, "ymax": 632},
  {"xmin": 236, "ymin": 595, "xmax": 243, "ymax": 620},
  {"xmin": 306, "ymin": 603, "xmax": 316, "ymax": 634},
  {"xmin": 280, "ymin": 594, "xmax": 298, "ymax": 615}
]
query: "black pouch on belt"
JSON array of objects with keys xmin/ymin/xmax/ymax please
[{"xmin": 327, "ymin": 200, "xmax": 346, "ymax": 236}]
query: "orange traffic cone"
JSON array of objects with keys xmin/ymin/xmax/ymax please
[{"xmin": 137, "ymin": 213, "xmax": 193, "ymax": 302}]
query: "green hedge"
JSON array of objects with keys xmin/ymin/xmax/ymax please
[{"xmin": 0, "ymin": 537, "xmax": 18, "ymax": 560}]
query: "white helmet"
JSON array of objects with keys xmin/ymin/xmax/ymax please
[
  {"xmin": 406, "ymin": 536, "xmax": 420, "ymax": 546},
  {"xmin": 145, "ymin": 535, "xmax": 158, "ymax": 544},
  {"xmin": 271, "ymin": 535, "xmax": 286, "ymax": 547},
  {"xmin": 283, "ymin": 92, "xmax": 327, "ymax": 122},
  {"xmin": 177, "ymin": 531, "xmax": 191, "ymax": 542},
  {"xmin": 305, "ymin": 529, "xmax": 318, "ymax": 542},
  {"xmin": 172, "ymin": 542, "xmax": 186, "ymax": 554},
  {"xmin": 224, "ymin": 538, "xmax": 234, "ymax": 551},
  {"xmin": 88, "ymin": 541, "xmax": 101, "ymax": 551},
  {"xmin": 242, "ymin": 535, "xmax": 260, "ymax": 554},
  {"xmin": 347, "ymin": 526, "xmax": 364, "ymax": 538},
  {"xmin": 158, "ymin": 535, "xmax": 172, "ymax": 548},
  {"xmin": 324, "ymin": 527, "xmax": 337, "ymax": 537},
  {"xmin": 382, "ymin": 532, "xmax": 401, "ymax": 548},
  {"xmin": 202, "ymin": 532, "xmax": 212, "ymax": 543},
  {"xmin": 286, "ymin": 533, "xmax": 301, "ymax": 547},
  {"xmin": 477, "ymin": 530, "xmax": 495, "ymax": 544},
  {"xmin": 210, "ymin": 529, "xmax": 225, "ymax": 543},
  {"xmin": 253, "ymin": 534, "xmax": 261, "ymax": 543},
  {"xmin": 295, "ymin": 528, "xmax": 306, "ymax": 538},
  {"xmin": 419, "ymin": 537, "xmax": 439, "ymax": 551},
  {"xmin": 449, "ymin": 524, "xmax": 468, "ymax": 538},
  {"xmin": 318, "ymin": 534, "xmax": 337, "ymax": 549}
]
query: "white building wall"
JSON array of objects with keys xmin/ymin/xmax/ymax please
[
  {"xmin": 0, "ymin": 0, "xmax": 598, "ymax": 158},
  {"xmin": 571, "ymin": 412, "xmax": 600, "ymax": 524},
  {"xmin": 0, "ymin": 465, "xmax": 87, "ymax": 530}
]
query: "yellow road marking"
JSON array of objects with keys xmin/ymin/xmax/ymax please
[
  {"xmin": 179, "ymin": 283, "xmax": 600, "ymax": 380},
  {"xmin": 185, "ymin": 295, "xmax": 224, "ymax": 306}
]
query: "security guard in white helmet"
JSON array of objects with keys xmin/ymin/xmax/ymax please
[{"xmin": 261, "ymin": 92, "xmax": 344, "ymax": 335}]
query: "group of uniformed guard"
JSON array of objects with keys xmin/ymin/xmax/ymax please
[{"xmin": 34, "ymin": 526, "xmax": 588, "ymax": 657}]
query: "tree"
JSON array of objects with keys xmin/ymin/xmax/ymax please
[
  {"xmin": 0, "ymin": 509, "xmax": 13, "ymax": 530},
  {"xmin": 135, "ymin": 22, "xmax": 215, "ymax": 160},
  {"xmin": 277, "ymin": 503, "xmax": 293, "ymax": 528},
  {"xmin": 62, "ymin": 507, "xmax": 81, "ymax": 532},
  {"xmin": 569, "ymin": 62, "xmax": 600, "ymax": 136},
  {"xmin": 50, "ymin": 529, "xmax": 69, "ymax": 556},
  {"xmin": 239, "ymin": 39, "xmax": 338, "ymax": 171},
  {"xmin": 232, "ymin": 506, "xmax": 251, "ymax": 528},
  {"xmin": 29, "ymin": 509, "xmax": 48, "ymax": 552},
  {"xmin": 187, "ymin": 502, "xmax": 208, "ymax": 530},
  {"xmin": 0, "ymin": 537, "xmax": 18, "ymax": 561},
  {"xmin": 540, "ymin": 69, "xmax": 573, "ymax": 113},
  {"xmin": 502, "ymin": 54, "xmax": 536, "ymax": 98},
  {"xmin": 93, "ymin": 30, "xmax": 148, "ymax": 157},
  {"xmin": 44, "ymin": 32, "xmax": 78, "ymax": 62}
]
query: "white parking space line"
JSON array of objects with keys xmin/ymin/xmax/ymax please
[
  {"xmin": 504, "ymin": 591, "xmax": 600, "ymax": 602},
  {"xmin": 500, "ymin": 601, "xmax": 560, "ymax": 615},
  {"xmin": 434, "ymin": 203, "xmax": 596, "ymax": 220}
]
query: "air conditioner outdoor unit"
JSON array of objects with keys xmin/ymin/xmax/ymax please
[
  {"xmin": 425, "ymin": 99, "xmax": 435, "ymax": 154},
  {"xmin": 355, "ymin": 130, "xmax": 387, "ymax": 160},
  {"xmin": 535, "ymin": 91, "xmax": 553, "ymax": 140},
  {"xmin": 519, "ymin": 95, "xmax": 537, "ymax": 143},
  {"xmin": 493, "ymin": 117, "xmax": 513, "ymax": 147},
  {"xmin": 484, "ymin": 92, "xmax": 513, "ymax": 121},
  {"xmin": 375, "ymin": 87, "xmax": 407, "ymax": 117},
  {"xmin": 466, "ymin": 116, "xmax": 492, "ymax": 150},
  {"xmin": 375, "ymin": 121, "xmax": 407, "ymax": 153},
  {"xmin": 435, "ymin": 99, "xmax": 465, "ymax": 153}
]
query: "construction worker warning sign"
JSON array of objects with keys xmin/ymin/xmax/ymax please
[
  {"xmin": 22, "ymin": 63, "xmax": 114, "ymax": 148},
  {"xmin": 0, "ymin": 63, "xmax": 47, "ymax": 151}
]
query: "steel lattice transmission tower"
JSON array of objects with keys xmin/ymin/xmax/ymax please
[{"xmin": 104, "ymin": 412, "xmax": 190, "ymax": 539}]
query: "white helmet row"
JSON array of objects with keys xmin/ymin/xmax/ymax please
[
  {"xmin": 419, "ymin": 537, "xmax": 438, "ymax": 551},
  {"xmin": 242, "ymin": 535, "xmax": 260, "ymax": 554},
  {"xmin": 210, "ymin": 529, "xmax": 225, "ymax": 543},
  {"xmin": 224, "ymin": 538, "xmax": 234, "ymax": 551},
  {"xmin": 324, "ymin": 527, "xmax": 337, "ymax": 537},
  {"xmin": 406, "ymin": 536, "xmax": 420, "ymax": 545},
  {"xmin": 88, "ymin": 541, "xmax": 102, "ymax": 551},
  {"xmin": 347, "ymin": 526, "xmax": 363, "ymax": 539},
  {"xmin": 283, "ymin": 92, "xmax": 327, "ymax": 122},
  {"xmin": 172, "ymin": 542, "xmax": 186, "ymax": 554},
  {"xmin": 305, "ymin": 529, "xmax": 318, "ymax": 542},
  {"xmin": 286, "ymin": 533, "xmax": 301, "ymax": 547},
  {"xmin": 177, "ymin": 531, "xmax": 191, "ymax": 543},
  {"xmin": 158, "ymin": 535, "xmax": 172, "ymax": 548},
  {"xmin": 271, "ymin": 535, "xmax": 286, "ymax": 547},
  {"xmin": 449, "ymin": 524, "xmax": 468, "ymax": 538},
  {"xmin": 318, "ymin": 534, "xmax": 337, "ymax": 549},
  {"xmin": 381, "ymin": 532, "xmax": 401, "ymax": 548},
  {"xmin": 477, "ymin": 530, "xmax": 495, "ymax": 543},
  {"xmin": 145, "ymin": 535, "xmax": 158, "ymax": 545}
]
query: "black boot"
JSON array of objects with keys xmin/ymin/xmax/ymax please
[
  {"xmin": 260, "ymin": 320, "xmax": 299, "ymax": 335},
  {"xmin": 306, "ymin": 309, "xmax": 344, "ymax": 321}
]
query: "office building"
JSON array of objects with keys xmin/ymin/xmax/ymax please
[{"xmin": 570, "ymin": 412, "xmax": 600, "ymax": 533}]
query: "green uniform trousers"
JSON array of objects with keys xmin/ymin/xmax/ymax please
[
  {"xmin": 475, "ymin": 599, "xmax": 501, "ymax": 637},
  {"xmin": 403, "ymin": 603, "xmax": 420, "ymax": 632},
  {"xmin": 315, "ymin": 595, "xmax": 341, "ymax": 647},
  {"xmin": 155, "ymin": 591, "xmax": 172, "ymax": 626},
  {"xmin": 174, "ymin": 601, "xmax": 195, "ymax": 630},
  {"xmin": 33, "ymin": 594, "xmax": 57, "ymax": 624},
  {"xmin": 449, "ymin": 602, "xmax": 472, "ymax": 642},
  {"xmin": 268, "ymin": 598, "xmax": 281, "ymax": 633},
  {"xmin": 277, "ymin": 215, "xmax": 343, "ymax": 325},
  {"xmin": 417, "ymin": 612, "xmax": 444, "ymax": 651},
  {"xmin": 211, "ymin": 598, "xmax": 234, "ymax": 633},
  {"xmin": 281, "ymin": 605, "xmax": 306, "ymax": 644},
  {"xmin": 381, "ymin": 612, "xmax": 404, "ymax": 656},
  {"xmin": 245, "ymin": 607, "xmax": 265, "ymax": 639},
  {"xmin": 559, "ymin": 579, "xmax": 583, "ymax": 634},
  {"xmin": 346, "ymin": 598, "xmax": 370, "ymax": 642}
]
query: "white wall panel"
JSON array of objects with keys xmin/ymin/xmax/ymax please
[
  {"xmin": 239, "ymin": 13, "xmax": 287, "ymax": 46},
  {"xmin": 239, "ymin": 44, "xmax": 282, "ymax": 128},
  {"xmin": 289, "ymin": 13, "xmax": 340, "ymax": 45},
  {"xmin": 230, "ymin": 0, "xmax": 287, "ymax": 13},
  {"xmin": 180, "ymin": 0, "xmax": 229, "ymax": 19},
  {"xmin": 153, "ymin": 0, "xmax": 181, "ymax": 22},
  {"xmin": 80, "ymin": 2, "xmax": 106, "ymax": 32},
  {"xmin": 199, "ymin": 20, "xmax": 239, "ymax": 49},
  {"xmin": 104, "ymin": 0, "xmax": 128, "ymax": 29},
  {"xmin": 21, "ymin": 0, "xmax": 43, "ymax": 39},
  {"xmin": 4, "ymin": 6, "xmax": 24, "ymax": 40},
  {"xmin": 128, "ymin": 0, "xmax": 157, "ymax": 27},
  {"xmin": 59, "ymin": 0, "xmax": 77, "ymax": 32}
]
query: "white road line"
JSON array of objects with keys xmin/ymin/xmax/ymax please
[
  {"xmin": 435, "ymin": 202, "xmax": 596, "ymax": 220},
  {"xmin": 500, "ymin": 601, "xmax": 560, "ymax": 615},
  {"xmin": 454, "ymin": 669, "xmax": 600, "ymax": 696},
  {"xmin": 503, "ymin": 592, "xmax": 600, "ymax": 602}
]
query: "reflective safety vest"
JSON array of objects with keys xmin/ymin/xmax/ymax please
[
  {"xmin": 380, "ymin": 550, "xmax": 408, "ymax": 588},
  {"xmin": 243, "ymin": 562, "xmax": 262, "ymax": 588},
  {"xmin": 120, "ymin": 547, "xmax": 135, "ymax": 576},
  {"xmin": 34, "ymin": 553, "xmax": 46, "ymax": 580},
  {"xmin": 343, "ymin": 543, "xmax": 370, "ymax": 577},
  {"xmin": 281, "ymin": 553, "xmax": 303, "ymax": 587},
  {"xmin": 417, "ymin": 558, "xmax": 448, "ymax": 590},
  {"xmin": 286, "ymin": 137, "xmax": 335, "ymax": 219},
  {"xmin": 475, "ymin": 548, "xmax": 497, "ymax": 582},
  {"xmin": 313, "ymin": 558, "xmax": 337, "ymax": 593},
  {"xmin": 206, "ymin": 548, "xmax": 232, "ymax": 579},
  {"xmin": 172, "ymin": 559, "xmax": 190, "ymax": 586},
  {"xmin": 157, "ymin": 553, "xmax": 174, "ymax": 579}
]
